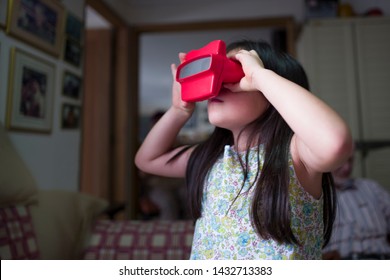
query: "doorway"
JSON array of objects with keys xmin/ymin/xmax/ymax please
[{"xmin": 82, "ymin": 0, "xmax": 136, "ymax": 219}]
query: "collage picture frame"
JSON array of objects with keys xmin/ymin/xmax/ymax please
[{"xmin": 3, "ymin": 1, "xmax": 86, "ymax": 133}]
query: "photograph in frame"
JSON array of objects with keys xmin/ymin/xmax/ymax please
[
  {"xmin": 7, "ymin": 0, "xmax": 65, "ymax": 56},
  {"xmin": 65, "ymin": 12, "xmax": 84, "ymax": 42},
  {"xmin": 62, "ymin": 70, "xmax": 82, "ymax": 100},
  {"xmin": 64, "ymin": 37, "xmax": 82, "ymax": 67},
  {"xmin": 6, "ymin": 47, "xmax": 55, "ymax": 133},
  {"xmin": 0, "ymin": 0, "xmax": 8, "ymax": 28},
  {"xmin": 61, "ymin": 103, "xmax": 81, "ymax": 129}
]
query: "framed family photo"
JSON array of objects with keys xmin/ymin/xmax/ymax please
[
  {"xmin": 7, "ymin": 0, "xmax": 65, "ymax": 56},
  {"xmin": 6, "ymin": 47, "xmax": 55, "ymax": 133},
  {"xmin": 62, "ymin": 70, "xmax": 82, "ymax": 99},
  {"xmin": 61, "ymin": 103, "xmax": 81, "ymax": 129},
  {"xmin": 0, "ymin": 0, "xmax": 8, "ymax": 28}
]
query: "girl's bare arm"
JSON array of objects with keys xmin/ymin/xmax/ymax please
[
  {"xmin": 231, "ymin": 50, "xmax": 352, "ymax": 172},
  {"xmin": 135, "ymin": 107, "xmax": 194, "ymax": 177},
  {"xmin": 229, "ymin": 50, "xmax": 353, "ymax": 196},
  {"xmin": 135, "ymin": 57, "xmax": 196, "ymax": 178}
]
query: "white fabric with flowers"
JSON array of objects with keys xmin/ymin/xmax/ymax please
[{"xmin": 190, "ymin": 145, "xmax": 324, "ymax": 259}]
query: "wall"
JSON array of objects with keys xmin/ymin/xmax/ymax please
[{"xmin": 0, "ymin": 0, "xmax": 85, "ymax": 191}]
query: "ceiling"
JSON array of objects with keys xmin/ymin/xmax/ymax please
[
  {"xmin": 85, "ymin": 6, "xmax": 112, "ymax": 29},
  {"xmin": 91, "ymin": 0, "xmax": 390, "ymax": 26},
  {"xmin": 98, "ymin": 0, "xmax": 278, "ymax": 25},
  {"xmin": 100, "ymin": 0, "xmax": 210, "ymax": 23},
  {"xmin": 87, "ymin": 0, "xmax": 231, "ymax": 28},
  {"xmin": 86, "ymin": 0, "xmax": 273, "ymax": 28}
]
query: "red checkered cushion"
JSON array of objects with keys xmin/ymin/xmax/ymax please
[
  {"xmin": 83, "ymin": 220, "xmax": 194, "ymax": 260},
  {"xmin": 0, "ymin": 206, "xmax": 40, "ymax": 259}
]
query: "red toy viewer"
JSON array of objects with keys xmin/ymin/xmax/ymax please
[{"xmin": 176, "ymin": 40, "xmax": 244, "ymax": 102}]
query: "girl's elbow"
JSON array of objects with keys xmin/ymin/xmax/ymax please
[
  {"xmin": 330, "ymin": 128, "xmax": 354, "ymax": 166},
  {"xmin": 134, "ymin": 153, "xmax": 148, "ymax": 172}
]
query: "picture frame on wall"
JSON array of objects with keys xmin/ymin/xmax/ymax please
[
  {"xmin": 62, "ymin": 70, "xmax": 82, "ymax": 100},
  {"xmin": 65, "ymin": 12, "xmax": 84, "ymax": 43},
  {"xmin": 7, "ymin": 0, "xmax": 65, "ymax": 57},
  {"xmin": 6, "ymin": 47, "xmax": 55, "ymax": 133},
  {"xmin": 64, "ymin": 37, "xmax": 82, "ymax": 67},
  {"xmin": 0, "ymin": 0, "xmax": 8, "ymax": 28},
  {"xmin": 61, "ymin": 103, "xmax": 81, "ymax": 129}
]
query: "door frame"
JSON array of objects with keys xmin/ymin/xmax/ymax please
[{"xmin": 84, "ymin": 0, "xmax": 138, "ymax": 218}]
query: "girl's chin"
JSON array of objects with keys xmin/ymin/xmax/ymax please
[
  {"xmin": 208, "ymin": 114, "xmax": 229, "ymax": 129},
  {"xmin": 207, "ymin": 115, "xmax": 222, "ymax": 127}
]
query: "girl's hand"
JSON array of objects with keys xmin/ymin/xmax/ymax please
[
  {"xmin": 224, "ymin": 50, "xmax": 265, "ymax": 92},
  {"xmin": 171, "ymin": 53, "xmax": 195, "ymax": 114}
]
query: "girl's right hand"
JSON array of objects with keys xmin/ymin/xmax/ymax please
[{"xmin": 171, "ymin": 53, "xmax": 195, "ymax": 114}]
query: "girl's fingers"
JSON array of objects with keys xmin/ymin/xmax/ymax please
[
  {"xmin": 171, "ymin": 63, "xmax": 177, "ymax": 76},
  {"xmin": 223, "ymin": 83, "xmax": 239, "ymax": 92},
  {"xmin": 179, "ymin": 52, "xmax": 186, "ymax": 63}
]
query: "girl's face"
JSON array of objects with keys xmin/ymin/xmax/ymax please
[
  {"xmin": 207, "ymin": 88, "xmax": 269, "ymax": 133},
  {"xmin": 207, "ymin": 50, "xmax": 269, "ymax": 135}
]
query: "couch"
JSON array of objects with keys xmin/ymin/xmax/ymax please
[{"xmin": 0, "ymin": 122, "xmax": 194, "ymax": 260}]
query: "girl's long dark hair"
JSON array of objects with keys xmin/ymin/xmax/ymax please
[{"xmin": 184, "ymin": 40, "xmax": 336, "ymax": 247}]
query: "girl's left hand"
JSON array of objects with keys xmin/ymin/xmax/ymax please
[{"xmin": 224, "ymin": 50, "xmax": 265, "ymax": 92}]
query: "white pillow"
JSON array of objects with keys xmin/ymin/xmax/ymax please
[
  {"xmin": 30, "ymin": 190, "xmax": 108, "ymax": 259},
  {"xmin": 0, "ymin": 122, "xmax": 38, "ymax": 207}
]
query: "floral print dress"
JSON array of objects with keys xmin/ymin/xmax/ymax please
[{"xmin": 190, "ymin": 145, "xmax": 324, "ymax": 260}]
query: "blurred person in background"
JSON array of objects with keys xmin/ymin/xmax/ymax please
[{"xmin": 323, "ymin": 151, "xmax": 390, "ymax": 259}]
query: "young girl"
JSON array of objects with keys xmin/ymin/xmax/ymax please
[{"xmin": 135, "ymin": 40, "xmax": 353, "ymax": 259}]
